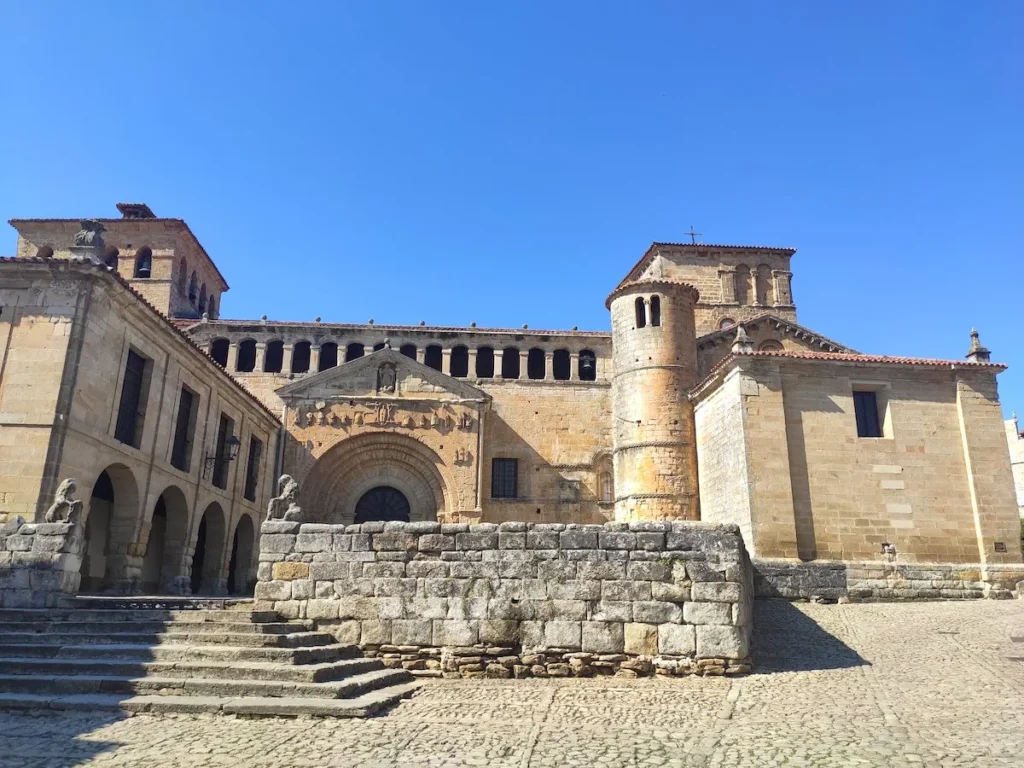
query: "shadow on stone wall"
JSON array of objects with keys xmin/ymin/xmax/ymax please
[{"xmin": 752, "ymin": 599, "xmax": 867, "ymax": 673}]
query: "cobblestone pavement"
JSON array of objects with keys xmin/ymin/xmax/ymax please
[{"xmin": 1, "ymin": 600, "xmax": 1022, "ymax": 767}]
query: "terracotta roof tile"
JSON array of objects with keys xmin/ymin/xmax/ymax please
[
  {"xmin": 605, "ymin": 278, "xmax": 700, "ymax": 309},
  {"xmin": 191, "ymin": 318, "xmax": 612, "ymax": 338}
]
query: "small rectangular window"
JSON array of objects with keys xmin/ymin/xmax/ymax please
[
  {"xmin": 491, "ymin": 458, "xmax": 519, "ymax": 499},
  {"xmin": 212, "ymin": 414, "xmax": 234, "ymax": 489},
  {"xmin": 170, "ymin": 386, "xmax": 198, "ymax": 472},
  {"xmin": 114, "ymin": 349, "xmax": 150, "ymax": 447},
  {"xmin": 853, "ymin": 390, "xmax": 883, "ymax": 438},
  {"xmin": 244, "ymin": 436, "xmax": 263, "ymax": 502}
]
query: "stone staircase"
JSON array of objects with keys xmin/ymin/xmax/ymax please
[{"xmin": 0, "ymin": 598, "xmax": 419, "ymax": 717}]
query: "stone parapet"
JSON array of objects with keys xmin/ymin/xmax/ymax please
[
  {"xmin": 0, "ymin": 517, "xmax": 85, "ymax": 608},
  {"xmin": 255, "ymin": 520, "xmax": 753, "ymax": 677}
]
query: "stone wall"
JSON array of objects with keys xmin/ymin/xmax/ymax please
[
  {"xmin": 1005, "ymin": 416, "xmax": 1024, "ymax": 518},
  {"xmin": 255, "ymin": 520, "xmax": 752, "ymax": 678},
  {"xmin": 0, "ymin": 517, "xmax": 84, "ymax": 608}
]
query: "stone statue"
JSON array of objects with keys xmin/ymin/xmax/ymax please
[
  {"xmin": 266, "ymin": 475, "xmax": 302, "ymax": 522},
  {"xmin": 44, "ymin": 479, "xmax": 83, "ymax": 523},
  {"xmin": 377, "ymin": 362, "xmax": 397, "ymax": 394},
  {"xmin": 73, "ymin": 220, "xmax": 106, "ymax": 249}
]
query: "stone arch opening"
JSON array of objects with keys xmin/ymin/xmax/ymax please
[
  {"xmin": 527, "ymin": 348, "xmax": 545, "ymax": 380},
  {"xmin": 400, "ymin": 343, "xmax": 417, "ymax": 360},
  {"xmin": 450, "ymin": 346, "xmax": 469, "ymax": 377},
  {"xmin": 134, "ymin": 246, "xmax": 152, "ymax": 278},
  {"xmin": 303, "ymin": 433, "xmax": 452, "ymax": 525},
  {"xmin": 292, "ymin": 341, "xmax": 312, "ymax": 373},
  {"xmin": 264, "ymin": 340, "xmax": 284, "ymax": 372},
  {"xmin": 210, "ymin": 338, "xmax": 229, "ymax": 367},
  {"xmin": 227, "ymin": 514, "xmax": 256, "ymax": 595},
  {"xmin": 320, "ymin": 342, "xmax": 339, "ymax": 370},
  {"xmin": 237, "ymin": 339, "xmax": 257, "ymax": 372},
  {"xmin": 650, "ymin": 295, "xmax": 661, "ymax": 327},
  {"xmin": 502, "ymin": 346, "xmax": 520, "ymax": 379},
  {"xmin": 188, "ymin": 272, "xmax": 198, "ymax": 304},
  {"xmin": 635, "ymin": 297, "xmax": 646, "ymax": 328},
  {"xmin": 191, "ymin": 502, "xmax": 227, "ymax": 595},
  {"xmin": 579, "ymin": 349, "xmax": 596, "ymax": 381},
  {"xmin": 344, "ymin": 343, "xmax": 364, "ymax": 363},
  {"xmin": 354, "ymin": 486, "xmax": 411, "ymax": 524},
  {"xmin": 198, "ymin": 284, "xmax": 207, "ymax": 313},
  {"xmin": 553, "ymin": 349, "xmax": 570, "ymax": 380},
  {"xmin": 476, "ymin": 346, "xmax": 495, "ymax": 378},
  {"xmin": 82, "ymin": 464, "xmax": 140, "ymax": 593},
  {"xmin": 141, "ymin": 485, "xmax": 189, "ymax": 594},
  {"xmin": 424, "ymin": 345, "xmax": 442, "ymax": 371}
]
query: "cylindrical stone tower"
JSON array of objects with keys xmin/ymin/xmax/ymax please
[{"xmin": 606, "ymin": 278, "xmax": 701, "ymax": 521}]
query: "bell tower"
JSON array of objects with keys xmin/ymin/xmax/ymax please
[{"xmin": 607, "ymin": 278, "xmax": 701, "ymax": 521}]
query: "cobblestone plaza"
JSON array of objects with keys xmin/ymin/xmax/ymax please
[{"xmin": 1, "ymin": 599, "xmax": 1021, "ymax": 767}]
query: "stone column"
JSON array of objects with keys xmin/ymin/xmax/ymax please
[
  {"xmin": 749, "ymin": 267, "xmax": 761, "ymax": 307},
  {"xmin": 282, "ymin": 343, "xmax": 294, "ymax": 375},
  {"xmin": 544, "ymin": 352, "xmax": 554, "ymax": 381},
  {"xmin": 254, "ymin": 342, "xmax": 267, "ymax": 373},
  {"xmin": 226, "ymin": 342, "xmax": 240, "ymax": 372},
  {"xmin": 309, "ymin": 344, "xmax": 321, "ymax": 373},
  {"xmin": 416, "ymin": 348, "xmax": 426, "ymax": 365},
  {"xmin": 719, "ymin": 267, "xmax": 738, "ymax": 304},
  {"xmin": 468, "ymin": 348, "xmax": 478, "ymax": 378},
  {"xmin": 772, "ymin": 270, "xmax": 793, "ymax": 307},
  {"xmin": 519, "ymin": 350, "xmax": 528, "ymax": 380},
  {"xmin": 494, "ymin": 349, "xmax": 504, "ymax": 380},
  {"xmin": 570, "ymin": 352, "xmax": 580, "ymax": 381},
  {"xmin": 201, "ymin": 340, "xmax": 212, "ymax": 356},
  {"xmin": 442, "ymin": 348, "xmax": 452, "ymax": 376}
]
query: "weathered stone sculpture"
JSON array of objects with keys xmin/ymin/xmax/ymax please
[
  {"xmin": 44, "ymin": 478, "xmax": 83, "ymax": 523},
  {"xmin": 73, "ymin": 220, "xmax": 106, "ymax": 249},
  {"xmin": 377, "ymin": 362, "xmax": 397, "ymax": 394},
  {"xmin": 266, "ymin": 475, "xmax": 302, "ymax": 522}
]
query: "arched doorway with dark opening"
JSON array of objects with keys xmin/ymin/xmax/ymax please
[
  {"xmin": 81, "ymin": 464, "xmax": 140, "ymax": 593},
  {"xmin": 190, "ymin": 502, "xmax": 227, "ymax": 595},
  {"xmin": 227, "ymin": 514, "xmax": 256, "ymax": 595},
  {"xmin": 141, "ymin": 486, "xmax": 190, "ymax": 594},
  {"xmin": 354, "ymin": 486, "xmax": 411, "ymax": 524}
]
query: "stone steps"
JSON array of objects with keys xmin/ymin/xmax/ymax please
[{"xmin": 0, "ymin": 603, "xmax": 418, "ymax": 717}]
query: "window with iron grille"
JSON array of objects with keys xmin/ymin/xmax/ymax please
[
  {"xmin": 114, "ymin": 350, "xmax": 149, "ymax": 447},
  {"xmin": 170, "ymin": 386, "xmax": 198, "ymax": 472},
  {"xmin": 244, "ymin": 436, "xmax": 263, "ymax": 502},
  {"xmin": 212, "ymin": 414, "xmax": 233, "ymax": 489},
  {"xmin": 853, "ymin": 390, "xmax": 882, "ymax": 438},
  {"xmin": 491, "ymin": 458, "xmax": 518, "ymax": 499}
]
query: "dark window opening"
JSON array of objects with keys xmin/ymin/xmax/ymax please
[
  {"xmin": 355, "ymin": 486, "xmax": 411, "ymax": 524},
  {"xmin": 345, "ymin": 343, "xmax": 364, "ymax": 362},
  {"xmin": 635, "ymin": 297, "xmax": 646, "ymax": 328},
  {"xmin": 650, "ymin": 295, "xmax": 661, "ymax": 327},
  {"xmin": 210, "ymin": 338, "xmax": 229, "ymax": 367},
  {"xmin": 264, "ymin": 340, "xmax": 284, "ymax": 373},
  {"xmin": 207, "ymin": 296, "xmax": 217, "ymax": 319},
  {"xmin": 400, "ymin": 344, "xmax": 417, "ymax": 360},
  {"xmin": 373, "ymin": 342, "xmax": 386, "ymax": 352},
  {"xmin": 244, "ymin": 436, "xmax": 262, "ymax": 502},
  {"xmin": 236, "ymin": 340, "xmax": 257, "ymax": 372},
  {"xmin": 171, "ymin": 386, "xmax": 197, "ymax": 472},
  {"xmin": 36, "ymin": 245, "xmax": 54, "ymax": 259},
  {"xmin": 134, "ymin": 246, "xmax": 152, "ymax": 278},
  {"xmin": 425, "ymin": 345, "xmax": 442, "ymax": 371},
  {"xmin": 491, "ymin": 458, "xmax": 519, "ymax": 499},
  {"xmin": 450, "ymin": 346, "xmax": 469, "ymax": 377},
  {"xmin": 476, "ymin": 346, "xmax": 495, "ymax": 378},
  {"xmin": 579, "ymin": 350, "xmax": 597, "ymax": 381},
  {"xmin": 527, "ymin": 348, "xmax": 546, "ymax": 380},
  {"xmin": 553, "ymin": 349, "xmax": 570, "ymax": 380},
  {"xmin": 177, "ymin": 258, "xmax": 187, "ymax": 290},
  {"xmin": 320, "ymin": 342, "xmax": 339, "ymax": 371},
  {"xmin": 853, "ymin": 390, "xmax": 883, "ymax": 438},
  {"xmin": 188, "ymin": 272, "xmax": 198, "ymax": 304},
  {"xmin": 502, "ymin": 347, "xmax": 520, "ymax": 379},
  {"xmin": 212, "ymin": 414, "xmax": 233, "ymax": 489},
  {"xmin": 198, "ymin": 284, "xmax": 207, "ymax": 313},
  {"xmin": 114, "ymin": 349, "xmax": 149, "ymax": 447},
  {"xmin": 103, "ymin": 247, "xmax": 119, "ymax": 270},
  {"xmin": 292, "ymin": 341, "xmax": 311, "ymax": 373}
]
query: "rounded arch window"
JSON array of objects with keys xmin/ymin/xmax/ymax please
[
  {"xmin": 134, "ymin": 246, "xmax": 152, "ymax": 278},
  {"xmin": 758, "ymin": 340, "xmax": 784, "ymax": 352},
  {"xmin": 719, "ymin": 317, "xmax": 736, "ymax": 330},
  {"xmin": 188, "ymin": 272, "xmax": 198, "ymax": 304},
  {"xmin": 198, "ymin": 284, "xmax": 208, "ymax": 313},
  {"xmin": 354, "ymin": 486, "xmax": 410, "ymax": 524},
  {"xmin": 35, "ymin": 245, "xmax": 54, "ymax": 259}
]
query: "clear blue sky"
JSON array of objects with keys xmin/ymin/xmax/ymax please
[{"xmin": 2, "ymin": 2, "xmax": 1022, "ymax": 415}]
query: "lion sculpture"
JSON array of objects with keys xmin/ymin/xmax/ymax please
[
  {"xmin": 44, "ymin": 478, "xmax": 84, "ymax": 523},
  {"xmin": 266, "ymin": 474, "xmax": 302, "ymax": 522}
]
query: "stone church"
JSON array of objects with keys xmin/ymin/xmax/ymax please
[{"xmin": 2, "ymin": 203, "xmax": 1021, "ymax": 597}]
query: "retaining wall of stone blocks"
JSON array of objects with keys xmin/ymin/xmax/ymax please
[
  {"xmin": 0, "ymin": 517, "xmax": 84, "ymax": 608},
  {"xmin": 255, "ymin": 520, "xmax": 753, "ymax": 678}
]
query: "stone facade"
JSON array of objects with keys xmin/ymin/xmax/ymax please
[
  {"xmin": 0, "ymin": 517, "xmax": 84, "ymax": 608},
  {"xmin": 1006, "ymin": 415, "xmax": 1024, "ymax": 518},
  {"xmin": 254, "ymin": 520, "xmax": 752, "ymax": 677}
]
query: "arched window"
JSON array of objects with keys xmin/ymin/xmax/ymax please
[
  {"xmin": 345, "ymin": 342, "xmax": 364, "ymax": 362},
  {"xmin": 552, "ymin": 349, "xmax": 570, "ymax": 380},
  {"xmin": 600, "ymin": 471, "xmax": 614, "ymax": 502},
  {"xmin": 424, "ymin": 345, "xmax": 442, "ymax": 371},
  {"xmin": 210, "ymin": 338, "xmax": 229, "ymax": 367},
  {"xmin": 103, "ymin": 247, "xmax": 120, "ymax": 270},
  {"xmin": 133, "ymin": 246, "xmax": 152, "ymax": 278},
  {"xmin": 198, "ymin": 284, "xmax": 207, "ymax": 314},
  {"xmin": 719, "ymin": 317, "xmax": 736, "ymax": 330},
  {"xmin": 757, "ymin": 264, "xmax": 774, "ymax": 306},
  {"xmin": 635, "ymin": 297, "xmax": 646, "ymax": 328},
  {"xmin": 188, "ymin": 272, "xmax": 198, "ymax": 304},
  {"xmin": 400, "ymin": 344, "xmax": 417, "ymax": 360},
  {"xmin": 758, "ymin": 339, "xmax": 784, "ymax": 352},
  {"xmin": 372, "ymin": 341, "xmax": 386, "ymax": 352},
  {"xmin": 177, "ymin": 258, "xmax": 187, "ymax": 291},
  {"xmin": 502, "ymin": 347, "xmax": 520, "ymax": 379},
  {"xmin": 527, "ymin": 348, "xmax": 546, "ymax": 380},
  {"xmin": 292, "ymin": 341, "xmax": 311, "ymax": 373},
  {"xmin": 320, "ymin": 342, "xmax": 339, "ymax": 371},
  {"xmin": 237, "ymin": 339, "xmax": 257, "ymax": 372},
  {"xmin": 207, "ymin": 296, "xmax": 217, "ymax": 319},
  {"xmin": 476, "ymin": 346, "xmax": 495, "ymax": 378},
  {"xmin": 650, "ymin": 295, "xmax": 661, "ymax": 327},
  {"xmin": 579, "ymin": 350, "xmax": 597, "ymax": 381},
  {"xmin": 264, "ymin": 340, "xmax": 284, "ymax": 373},
  {"xmin": 450, "ymin": 346, "xmax": 469, "ymax": 377},
  {"xmin": 734, "ymin": 264, "xmax": 750, "ymax": 305},
  {"xmin": 35, "ymin": 245, "xmax": 54, "ymax": 259}
]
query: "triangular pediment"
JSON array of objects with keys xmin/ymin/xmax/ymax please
[
  {"xmin": 696, "ymin": 313, "xmax": 854, "ymax": 354},
  {"xmin": 275, "ymin": 347, "xmax": 490, "ymax": 404}
]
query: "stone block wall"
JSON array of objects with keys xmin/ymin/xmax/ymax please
[
  {"xmin": 0, "ymin": 517, "xmax": 84, "ymax": 607},
  {"xmin": 255, "ymin": 520, "xmax": 752, "ymax": 678}
]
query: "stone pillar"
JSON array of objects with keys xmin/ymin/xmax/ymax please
[
  {"xmin": 416, "ymin": 348, "xmax": 426, "ymax": 365},
  {"xmin": 544, "ymin": 352, "xmax": 554, "ymax": 381},
  {"xmin": 772, "ymin": 270, "xmax": 793, "ymax": 307},
  {"xmin": 282, "ymin": 343, "xmax": 294, "ymax": 375},
  {"xmin": 309, "ymin": 344, "xmax": 321, "ymax": 373},
  {"xmin": 519, "ymin": 350, "xmax": 528, "ymax": 380},
  {"xmin": 201, "ymin": 340, "xmax": 212, "ymax": 356},
  {"xmin": 570, "ymin": 352, "xmax": 580, "ymax": 381},
  {"xmin": 226, "ymin": 342, "xmax": 240, "ymax": 372},
  {"xmin": 468, "ymin": 348, "xmax": 478, "ymax": 378},
  {"xmin": 719, "ymin": 267, "xmax": 738, "ymax": 304},
  {"xmin": 494, "ymin": 349, "xmax": 504, "ymax": 380},
  {"xmin": 749, "ymin": 267, "xmax": 761, "ymax": 307},
  {"xmin": 442, "ymin": 348, "xmax": 452, "ymax": 376},
  {"xmin": 254, "ymin": 342, "xmax": 267, "ymax": 373}
]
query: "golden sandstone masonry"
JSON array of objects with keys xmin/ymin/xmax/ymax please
[{"xmin": 0, "ymin": 201, "xmax": 1021, "ymax": 616}]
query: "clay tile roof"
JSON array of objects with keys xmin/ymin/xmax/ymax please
[
  {"xmin": 0, "ymin": 257, "xmax": 275, "ymax": 421},
  {"xmin": 616, "ymin": 241, "xmax": 797, "ymax": 290},
  {"xmin": 604, "ymin": 278, "xmax": 700, "ymax": 309},
  {"xmin": 189, "ymin": 318, "xmax": 612, "ymax": 338}
]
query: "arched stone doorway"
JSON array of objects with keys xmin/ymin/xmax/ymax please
[
  {"xmin": 302, "ymin": 433, "xmax": 451, "ymax": 525},
  {"xmin": 82, "ymin": 464, "xmax": 140, "ymax": 593},
  {"xmin": 354, "ymin": 486, "xmax": 411, "ymax": 524},
  {"xmin": 227, "ymin": 514, "xmax": 256, "ymax": 595},
  {"xmin": 141, "ymin": 486, "xmax": 190, "ymax": 594},
  {"xmin": 191, "ymin": 503, "xmax": 227, "ymax": 595}
]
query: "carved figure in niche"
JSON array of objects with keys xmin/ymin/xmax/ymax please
[
  {"xmin": 266, "ymin": 475, "xmax": 302, "ymax": 522},
  {"xmin": 458, "ymin": 411, "xmax": 473, "ymax": 430},
  {"xmin": 355, "ymin": 411, "xmax": 364, "ymax": 426},
  {"xmin": 376, "ymin": 402, "xmax": 394, "ymax": 425},
  {"xmin": 44, "ymin": 479, "xmax": 83, "ymax": 523},
  {"xmin": 73, "ymin": 220, "xmax": 106, "ymax": 249},
  {"xmin": 377, "ymin": 362, "xmax": 397, "ymax": 394}
]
